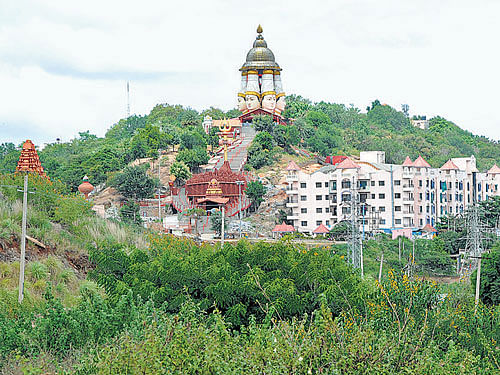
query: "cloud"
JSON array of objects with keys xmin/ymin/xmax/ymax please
[{"xmin": 0, "ymin": 0, "xmax": 499, "ymax": 146}]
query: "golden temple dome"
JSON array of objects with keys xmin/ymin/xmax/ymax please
[{"xmin": 240, "ymin": 25, "xmax": 281, "ymax": 71}]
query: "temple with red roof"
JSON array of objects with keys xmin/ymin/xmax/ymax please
[
  {"xmin": 185, "ymin": 161, "xmax": 247, "ymax": 210},
  {"xmin": 15, "ymin": 140, "xmax": 47, "ymax": 178}
]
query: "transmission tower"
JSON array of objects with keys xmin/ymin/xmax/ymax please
[
  {"xmin": 126, "ymin": 81, "xmax": 130, "ymax": 118},
  {"xmin": 343, "ymin": 177, "xmax": 364, "ymax": 275},
  {"xmin": 460, "ymin": 201, "xmax": 496, "ymax": 277}
]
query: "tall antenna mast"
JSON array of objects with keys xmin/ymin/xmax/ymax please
[{"xmin": 127, "ymin": 81, "xmax": 130, "ymax": 118}]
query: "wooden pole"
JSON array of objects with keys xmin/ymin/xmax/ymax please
[
  {"xmin": 18, "ymin": 175, "xmax": 28, "ymax": 304},
  {"xmin": 475, "ymin": 257, "xmax": 482, "ymax": 309},
  {"xmin": 378, "ymin": 251, "xmax": 384, "ymax": 283}
]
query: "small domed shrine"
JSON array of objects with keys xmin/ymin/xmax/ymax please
[
  {"xmin": 237, "ymin": 25, "xmax": 286, "ymax": 124},
  {"xmin": 78, "ymin": 175, "xmax": 94, "ymax": 199},
  {"xmin": 15, "ymin": 140, "xmax": 47, "ymax": 178}
]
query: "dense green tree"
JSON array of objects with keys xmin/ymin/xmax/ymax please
[
  {"xmin": 110, "ymin": 165, "xmax": 158, "ymax": 201},
  {"xmin": 0, "ymin": 142, "xmax": 20, "ymax": 174},
  {"xmin": 246, "ymin": 180, "xmax": 265, "ymax": 208},
  {"xmin": 170, "ymin": 161, "xmax": 191, "ymax": 183},
  {"xmin": 176, "ymin": 147, "xmax": 209, "ymax": 171},
  {"xmin": 179, "ymin": 130, "xmax": 207, "ymax": 150},
  {"xmin": 253, "ymin": 115, "xmax": 274, "ymax": 133},
  {"xmin": 208, "ymin": 127, "xmax": 219, "ymax": 152}
]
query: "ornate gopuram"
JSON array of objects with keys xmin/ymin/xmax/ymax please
[
  {"xmin": 15, "ymin": 140, "xmax": 48, "ymax": 178},
  {"xmin": 238, "ymin": 25, "xmax": 287, "ymax": 124}
]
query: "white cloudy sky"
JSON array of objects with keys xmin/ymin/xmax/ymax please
[{"xmin": 1, "ymin": 0, "xmax": 499, "ymax": 146}]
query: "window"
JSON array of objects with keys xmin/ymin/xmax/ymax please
[
  {"xmin": 301, "ymin": 221, "xmax": 307, "ymax": 227},
  {"xmin": 419, "ymin": 206, "xmax": 423, "ymax": 213},
  {"xmin": 326, "ymin": 220, "xmax": 330, "ymax": 226},
  {"xmin": 378, "ymin": 181, "xmax": 385, "ymax": 186},
  {"xmin": 300, "ymin": 208, "xmax": 307, "ymax": 214},
  {"xmin": 379, "ymin": 193, "xmax": 385, "ymax": 199},
  {"xmin": 394, "ymin": 206, "xmax": 401, "ymax": 212},
  {"xmin": 342, "ymin": 180, "xmax": 351, "ymax": 189},
  {"xmin": 325, "ymin": 195, "xmax": 329, "ymax": 200},
  {"xmin": 380, "ymin": 206, "xmax": 386, "ymax": 212},
  {"xmin": 394, "ymin": 180, "xmax": 401, "ymax": 186},
  {"xmin": 419, "ymin": 219, "xmax": 423, "ymax": 226},
  {"xmin": 300, "ymin": 195, "xmax": 307, "ymax": 201},
  {"xmin": 371, "ymin": 181, "xmax": 375, "ymax": 186},
  {"xmin": 325, "ymin": 207, "xmax": 330, "ymax": 213},
  {"xmin": 316, "ymin": 182, "xmax": 322, "ymax": 188},
  {"xmin": 316, "ymin": 195, "xmax": 322, "ymax": 200},
  {"xmin": 395, "ymin": 193, "xmax": 401, "ymax": 199},
  {"xmin": 300, "ymin": 183, "xmax": 306, "ymax": 188},
  {"xmin": 316, "ymin": 208, "xmax": 322, "ymax": 213},
  {"xmin": 331, "ymin": 181, "xmax": 337, "ymax": 190},
  {"xmin": 395, "ymin": 219, "xmax": 401, "ymax": 225},
  {"xmin": 342, "ymin": 207, "xmax": 351, "ymax": 215},
  {"xmin": 325, "ymin": 182, "xmax": 329, "ymax": 187},
  {"xmin": 371, "ymin": 194, "xmax": 375, "ymax": 199},
  {"xmin": 380, "ymin": 219, "xmax": 386, "ymax": 224},
  {"xmin": 419, "ymin": 193, "xmax": 423, "ymax": 200},
  {"xmin": 316, "ymin": 220, "xmax": 322, "ymax": 226},
  {"xmin": 419, "ymin": 180, "xmax": 423, "ymax": 187}
]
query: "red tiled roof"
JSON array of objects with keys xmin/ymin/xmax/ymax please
[
  {"xmin": 286, "ymin": 160, "xmax": 300, "ymax": 171},
  {"xmin": 413, "ymin": 155, "xmax": 431, "ymax": 168},
  {"xmin": 313, "ymin": 224, "xmax": 329, "ymax": 234},
  {"xmin": 272, "ymin": 222, "xmax": 295, "ymax": 232},
  {"xmin": 336, "ymin": 157, "xmax": 360, "ymax": 169},
  {"xmin": 440, "ymin": 159, "xmax": 459, "ymax": 170},
  {"xmin": 325, "ymin": 155, "xmax": 347, "ymax": 165},
  {"xmin": 488, "ymin": 164, "xmax": 500, "ymax": 174},
  {"xmin": 422, "ymin": 224, "xmax": 437, "ymax": 232},
  {"xmin": 402, "ymin": 156, "xmax": 414, "ymax": 167}
]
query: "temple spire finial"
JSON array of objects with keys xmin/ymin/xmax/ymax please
[{"xmin": 257, "ymin": 24, "xmax": 263, "ymax": 34}]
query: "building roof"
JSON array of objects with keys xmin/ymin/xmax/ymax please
[
  {"xmin": 15, "ymin": 140, "xmax": 47, "ymax": 177},
  {"xmin": 212, "ymin": 119, "xmax": 241, "ymax": 128},
  {"xmin": 413, "ymin": 155, "xmax": 431, "ymax": 168},
  {"xmin": 488, "ymin": 164, "xmax": 500, "ymax": 174},
  {"xmin": 440, "ymin": 159, "xmax": 459, "ymax": 170},
  {"xmin": 286, "ymin": 160, "xmax": 300, "ymax": 171},
  {"xmin": 421, "ymin": 224, "xmax": 437, "ymax": 233},
  {"xmin": 272, "ymin": 222, "xmax": 295, "ymax": 233},
  {"xmin": 313, "ymin": 224, "xmax": 330, "ymax": 234},
  {"xmin": 324, "ymin": 155, "xmax": 347, "ymax": 165},
  {"xmin": 402, "ymin": 156, "xmax": 413, "ymax": 167},
  {"xmin": 335, "ymin": 157, "xmax": 360, "ymax": 169}
]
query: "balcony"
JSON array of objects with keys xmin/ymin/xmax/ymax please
[
  {"xmin": 286, "ymin": 174, "xmax": 298, "ymax": 182},
  {"xmin": 403, "ymin": 197, "xmax": 413, "ymax": 202},
  {"xmin": 285, "ymin": 188, "xmax": 298, "ymax": 195},
  {"xmin": 286, "ymin": 201, "xmax": 298, "ymax": 208},
  {"xmin": 403, "ymin": 184, "xmax": 414, "ymax": 191}
]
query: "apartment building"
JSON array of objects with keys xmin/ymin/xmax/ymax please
[{"xmin": 285, "ymin": 152, "xmax": 500, "ymax": 235}]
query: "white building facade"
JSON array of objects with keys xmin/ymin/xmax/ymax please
[{"xmin": 286, "ymin": 152, "xmax": 500, "ymax": 235}]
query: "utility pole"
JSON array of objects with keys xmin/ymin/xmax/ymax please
[
  {"xmin": 475, "ymin": 256, "xmax": 482, "ymax": 308},
  {"xmin": 18, "ymin": 175, "xmax": 28, "ymax": 304},
  {"xmin": 346, "ymin": 176, "xmax": 363, "ymax": 275},
  {"xmin": 221, "ymin": 205, "xmax": 225, "ymax": 248},
  {"xmin": 378, "ymin": 251, "xmax": 384, "ymax": 283},
  {"xmin": 236, "ymin": 180, "xmax": 244, "ymax": 238},
  {"xmin": 158, "ymin": 150, "xmax": 162, "ymax": 227}
]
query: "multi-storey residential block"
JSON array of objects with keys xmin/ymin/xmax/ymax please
[{"xmin": 285, "ymin": 152, "xmax": 500, "ymax": 235}]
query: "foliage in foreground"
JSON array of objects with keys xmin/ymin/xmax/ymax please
[
  {"xmin": 88, "ymin": 236, "xmax": 365, "ymax": 326},
  {"xmin": 1, "ymin": 269, "xmax": 497, "ymax": 374}
]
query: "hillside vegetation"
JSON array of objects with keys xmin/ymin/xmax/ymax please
[{"xmin": 1, "ymin": 97, "xmax": 500, "ymax": 191}]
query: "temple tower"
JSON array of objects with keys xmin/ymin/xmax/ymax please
[
  {"xmin": 15, "ymin": 140, "xmax": 47, "ymax": 178},
  {"xmin": 238, "ymin": 25, "xmax": 286, "ymax": 123}
]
